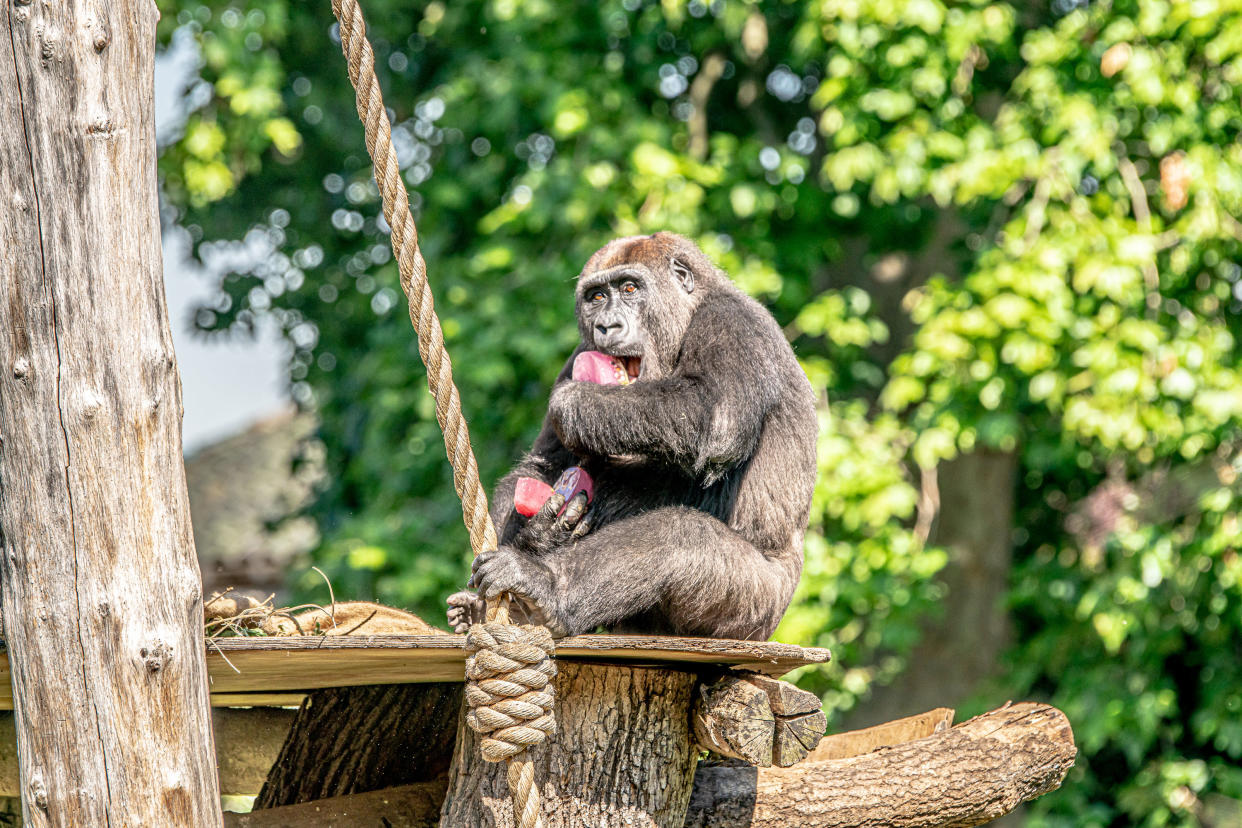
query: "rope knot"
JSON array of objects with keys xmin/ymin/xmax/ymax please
[{"xmin": 464, "ymin": 622, "xmax": 557, "ymax": 762}]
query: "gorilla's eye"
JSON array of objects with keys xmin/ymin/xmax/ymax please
[
  {"xmin": 621, "ymin": 281, "xmax": 638, "ymax": 295},
  {"xmin": 589, "ymin": 289, "xmax": 606, "ymax": 302}
]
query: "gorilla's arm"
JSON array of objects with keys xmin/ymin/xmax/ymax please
[
  {"xmin": 470, "ymin": 507, "xmax": 800, "ymax": 639},
  {"xmin": 490, "ymin": 350, "xmax": 584, "ymax": 544},
  {"xmin": 448, "ymin": 352, "xmax": 583, "ymax": 632},
  {"xmin": 549, "ymin": 297, "xmax": 784, "ymax": 481}
]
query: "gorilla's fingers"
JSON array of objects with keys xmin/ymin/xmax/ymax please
[
  {"xmin": 571, "ymin": 510, "xmax": 593, "ymax": 540},
  {"xmin": 555, "ymin": 492, "xmax": 589, "ymax": 531},
  {"xmin": 447, "ymin": 589, "xmax": 476, "ymax": 606},
  {"xmin": 467, "ymin": 552, "xmax": 491, "ymax": 588},
  {"xmin": 532, "ymin": 492, "xmax": 566, "ymax": 529}
]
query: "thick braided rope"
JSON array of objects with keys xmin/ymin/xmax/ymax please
[
  {"xmin": 329, "ymin": 3, "xmax": 553, "ymax": 825},
  {"xmin": 331, "ymin": 0, "xmax": 496, "ymax": 558},
  {"xmin": 464, "ymin": 623, "xmax": 557, "ymax": 760}
]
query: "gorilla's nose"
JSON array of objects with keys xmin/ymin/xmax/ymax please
[
  {"xmin": 595, "ymin": 320, "xmax": 624, "ymax": 341},
  {"xmin": 595, "ymin": 320, "xmax": 631, "ymax": 351}
]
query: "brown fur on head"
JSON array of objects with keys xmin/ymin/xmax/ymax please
[{"xmin": 576, "ymin": 232, "xmax": 727, "ymax": 380}]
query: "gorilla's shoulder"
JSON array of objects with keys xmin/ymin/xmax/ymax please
[{"xmin": 691, "ymin": 284, "xmax": 790, "ymax": 354}]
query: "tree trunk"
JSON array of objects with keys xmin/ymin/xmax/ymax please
[
  {"xmin": 255, "ymin": 684, "xmax": 462, "ymax": 808},
  {"xmin": 440, "ymin": 662, "xmax": 699, "ymax": 827},
  {"xmin": 0, "ymin": 2, "xmax": 221, "ymax": 824},
  {"xmin": 850, "ymin": 450, "xmax": 1018, "ymax": 728}
]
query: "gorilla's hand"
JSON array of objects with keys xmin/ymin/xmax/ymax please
[
  {"xmin": 445, "ymin": 588, "xmax": 551, "ymax": 632},
  {"xmin": 445, "ymin": 590, "xmax": 486, "ymax": 633},
  {"xmin": 469, "ymin": 545, "xmax": 558, "ymax": 612},
  {"xmin": 514, "ymin": 490, "xmax": 592, "ymax": 555}
]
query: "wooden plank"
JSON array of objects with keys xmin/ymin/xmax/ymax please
[
  {"xmin": 807, "ymin": 707, "xmax": 955, "ymax": 762},
  {"xmin": 0, "ymin": 636, "xmax": 829, "ymax": 709},
  {"xmin": 210, "ymin": 694, "xmax": 307, "ymax": 709}
]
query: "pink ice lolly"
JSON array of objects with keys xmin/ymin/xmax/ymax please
[
  {"xmin": 552, "ymin": 466, "xmax": 594, "ymax": 505},
  {"xmin": 572, "ymin": 350, "xmax": 631, "ymax": 385},
  {"xmin": 513, "ymin": 466, "xmax": 594, "ymax": 517}
]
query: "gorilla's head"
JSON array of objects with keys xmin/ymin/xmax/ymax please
[{"xmin": 575, "ymin": 232, "xmax": 722, "ymax": 380}]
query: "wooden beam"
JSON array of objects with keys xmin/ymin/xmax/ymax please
[
  {"xmin": 0, "ymin": 635, "xmax": 830, "ymax": 709},
  {"xmin": 226, "ymin": 702, "xmax": 1076, "ymax": 828},
  {"xmin": 225, "ymin": 781, "xmax": 446, "ymax": 828},
  {"xmin": 0, "ymin": 2, "xmax": 221, "ymax": 823},
  {"xmin": 0, "ymin": 708, "xmax": 298, "ymax": 798}
]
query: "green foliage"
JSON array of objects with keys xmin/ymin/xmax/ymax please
[{"xmin": 157, "ymin": 0, "xmax": 1242, "ymax": 823}]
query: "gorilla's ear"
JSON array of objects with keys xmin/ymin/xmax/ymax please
[{"xmin": 670, "ymin": 258, "xmax": 695, "ymax": 294}]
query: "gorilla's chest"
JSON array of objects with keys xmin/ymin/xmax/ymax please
[{"xmin": 584, "ymin": 461, "xmax": 742, "ymax": 526}]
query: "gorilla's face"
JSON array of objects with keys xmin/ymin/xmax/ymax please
[
  {"xmin": 574, "ymin": 234, "xmax": 706, "ymax": 380},
  {"xmin": 576, "ymin": 263, "xmax": 651, "ymax": 360}
]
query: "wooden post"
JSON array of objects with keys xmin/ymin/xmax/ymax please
[
  {"xmin": 440, "ymin": 662, "xmax": 700, "ymax": 827},
  {"xmin": 0, "ymin": 2, "xmax": 222, "ymax": 825}
]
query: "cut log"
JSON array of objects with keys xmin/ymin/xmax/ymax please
[
  {"xmin": 749, "ymin": 674, "xmax": 826, "ymax": 766},
  {"xmin": 684, "ymin": 702, "xmax": 1075, "ymax": 828},
  {"xmin": 692, "ymin": 674, "xmax": 773, "ymax": 766},
  {"xmin": 692, "ymin": 673, "xmax": 826, "ymax": 767},
  {"xmin": 440, "ymin": 662, "xmax": 699, "ymax": 827},
  {"xmin": 229, "ymin": 702, "xmax": 1074, "ymax": 828},
  {"xmin": 0, "ymin": 2, "xmax": 220, "ymax": 824},
  {"xmin": 255, "ymin": 683, "xmax": 461, "ymax": 808}
]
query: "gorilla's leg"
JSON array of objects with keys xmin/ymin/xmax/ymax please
[{"xmin": 472, "ymin": 507, "xmax": 800, "ymax": 640}]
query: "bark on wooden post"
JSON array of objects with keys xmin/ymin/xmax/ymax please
[
  {"xmin": 440, "ymin": 662, "xmax": 700, "ymax": 827},
  {"xmin": 0, "ymin": 2, "xmax": 222, "ymax": 825}
]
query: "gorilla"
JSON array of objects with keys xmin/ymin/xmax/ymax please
[{"xmin": 447, "ymin": 232, "xmax": 816, "ymax": 640}]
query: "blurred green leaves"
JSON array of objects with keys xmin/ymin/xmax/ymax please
[{"xmin": 157, "ymin": 0, "xmax": 1242, "ymax": 823}]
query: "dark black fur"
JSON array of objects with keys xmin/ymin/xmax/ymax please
[{"xmin": 447, "ymin": 233, "xmax": 816, "ymax": 640}]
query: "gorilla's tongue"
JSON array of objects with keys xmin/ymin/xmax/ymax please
[{"xmin": 572, "ymin": 351, "xmax": 636, "ymax": 385}]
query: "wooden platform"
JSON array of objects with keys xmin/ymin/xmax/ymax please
[{"xmin": 0, "ymin": 634, "xmax": 829, "ymax": 709}]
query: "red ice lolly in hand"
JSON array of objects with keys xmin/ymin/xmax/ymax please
[
  {"xmin": 513, "ymin": 466, "xmax": 594, "ymax": 517},
  {"xmin": 572, "ymin": 351, "xmax": 633, "ymax": 385},
  {"xmin": 514, "ymin": 477, "xmax": 554, "ymax": 517}
]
